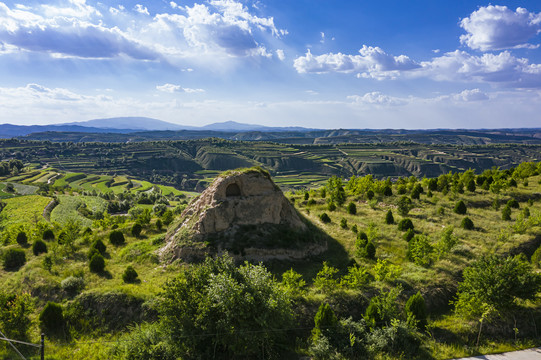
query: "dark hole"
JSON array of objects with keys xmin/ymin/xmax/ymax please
[{"xmin": 226, "ymin": 183, "xmax": 241, "ymax": 197}]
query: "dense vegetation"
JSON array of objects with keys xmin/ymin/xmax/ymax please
[{"xmin": 1, "ymin": 150, "xmax": 541, "ymax": 359}]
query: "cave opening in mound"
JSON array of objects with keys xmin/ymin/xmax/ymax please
[{"xmin": 226, "ymin": 183, "xmax": 241, "ymax": 197}]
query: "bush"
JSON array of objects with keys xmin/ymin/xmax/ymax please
[
  {"xmin": 405, "ymin": 292, "xmax": 427, "ymax": 330},
  {"xmin": 382, "ymin": 185, "xmax": 392, "ymax": 196},
  {"xmin": 454, "ymin": 200, "xmax": 467, "ymax": 215},
  {"xmin": 39, "ymin": 302, "xmax": 65, "ymax": 338},
  {"xmin": 365, "ymin": 240, "xmax": 376, "ymax": 260},
  {"xmin": 398, "ymin": 218, "xmax": 414, "ymax": 232},
  {"xmin": 385, "ymin": 210, "xmax": 394, "ymax": 224},
  {"xmin": 507, "ymin": 198, "xmax": 519, "ymax": 209},
  {"xmin": 411, "ymin": 184, "xmax": 423, "ymax": 199},
  {"xmin": 327, "ymin": 201, "xmax": 336, "ymax": 211},
  {"xmin": 131, "ymin": 223, "xmax": 143, "ymax": 238},
  {"xmin": 461, "ymin": 217, "xmax": 474, "ymax": 230},
  {"xmin": 3, "ymin": 249, "xmax": 26, "ymax": 270},
  {"xmin": 89, "ymin": 253, "xmax": 105, "ymax": 273},
  {"xmin": 319, "ymin": 213, "xmax": 331, "ymax": 223},
  {"xmin": 91, "ymin": 239, "xmax": 106, "ymax": 255},
  {"xmin": 156, "ymin": 219, "xmax": 163, "ymax": 231},
  {"xmin": 42, "ymin": 229, "xmax": 55, "ymax": 241},
  {"xmin": 16, "ymin": 231, "xmax": 28, "ymax": 246},
  {"xmin": 502, "ymin": 205, "xmax": 512, "ymax": 221},
  {"xmin": 346, "ymin": 202, "xmax": 357, "ymax": 215},
  {"xmin": 61, "ymin": 276, "xmax": 85, "ymax": 296},
  {"xmin": 397, "ymin": 196, "xmax": 412, "ymax": 216},
  {"xmin": 403, "ymin": 228, "xmax": 415, "ymax": 242},
  {"xmin": 467, "ymin": 179, "xmax": 476, "ymax": 192},
  {"xmin": 32, "ymin": 239, "xmax": 48, "ymax": 256},
  {"xmin": 312, "ymin": 303, "xmax": 338, "ymax": 341},
  {"xmin": 122, "ymin": 266, "xmax": 139, "ymax": 283},
  {"xmin": 109, "ymin": 230, "xmax": 126, "ymax": 246},
  {"xmin": 366, "ymin": 190, "xmax": 374, "ymax": 200},
  {"xmin": 339, "ymin": 218, "xmax": 348, "ymax": 229}
]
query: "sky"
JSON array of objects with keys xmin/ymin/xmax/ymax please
[{"xmin": 1, "ymin": 1, "xmax": 541, "ymax": 129}]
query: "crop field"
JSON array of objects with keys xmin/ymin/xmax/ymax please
[
  {"xmin": 1, "ymin": 194, "xmax": 52, "ymax": 227},
  {"xmin": 50, "ymin": 195, "xmax": 108, "ymax": 227}
]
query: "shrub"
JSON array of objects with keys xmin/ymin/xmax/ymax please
[
  {"xmin": 492, "ymin": 198, "xmax": 501, "ymax": 210},
  {"xmin": 454, "ymin": 200, "xmax": 467, "ymax": 215},
  {"xmin": 122, "ymin": 266, "xmax": 139, "ymax": 283},
  {"xmin": 411, "ymin": 184, "xmax": 423, "ymax": 199},
  {"xmin": 351, "ymin": 224, "xmax": 358, "ymax": 233},
  {"xmin": 42, "ymin": 229, "xmax": 55, "ymax": 241},
  {"xmin": 403, "ymin": 228, "xmax": 415, "ymax": 242},
  {"xmin": 346, "ymin": 202, "xmax": 357, "ymax": 215},
  {"xmin": 109, "ymin": 230, "xmax": 126, "ymax": 246},
  {"xmin": 385, "ymin": 210, "xmax": 394, "ymax": 224},
  {"xmin": 397, "ymin": 196, "xmax": 412, "ymax": 216},
  {"xmin": 467, "ymin": 179, "xmax": 476, "ymax": 192},
  {"xmin": 3, "ymin": 249, "xmax": 26, "ymax": 270},
  {"xmin": 398, "ymin": 218, "xmax": 414, "ymax": 232},
  {"xmin": 502, "ymin": 205, "xmax": 512, "ymax": 221},
  {"xmin": 319, "ymin": 213, "xmax": 331, "ymax": 223},
  {"xmin": 61, "ymin": 276, "xmax": 85, "ymax": 296},
  {"xmin": 156, "ymin": 219, "xmax": 163, "ymax": 231},
  {"xmin": 532, "ymin": 246, "xmax": 541, "ymax": 268},
  {"xmin": 313, "ymin": 262, "xmax": 340, "ymax": 293},
  {"xmin": 32, "ymin": 239, "xmax": 48, "ymax": 256},
  {"xmin": 89, "ymin": 253, "xmax": 105, "ymax": 273},
  {"xmin": 91, "ymin": 239, "xmax": 106, "ymax": 255},
  {"xmin": 405, "ymin": 292, "xmax": 427, "ymax": 330},
  {"xmin": 304, "ymin": 192, "xmax": 309, "ymax": 201},
  {"xmin": 131, "ymin": 223, "xmax": 143, "ymax": 238},
  {"xmin": 407, "ymin": 235, "xmax": 433, "ymax": 267},
  {"xmin": 365, "ymin": 240, "xmax": 376, "ymax": 260},
  {"xmin": 312, "ymin": 303, "xmax": 338, "ymax": 341},
  {"xmin": 16, "ymin": 231, "xmax": 28, "ymax": 246},
  {"xmin": 0, "ymin": 293, "xmax": 32, "ymax": 340},
  {"xmin": 306, "ymin": 199, "xmax": 316, "ymax": 206},
  {"xmin": 461, "ymin": 217, "xmax": 474, "ymax": 230},
  {"xmin": 339, "ymin": 218, "xmax": 348, "ymax": 229},
  {"xmin": 507, "ymin": 198, "xmax": 519, "ymax": 209},
  {"xmin": 39, "ymin": 302, "xmax": 65, "ymax": 338},
  {"xmin": 327, "ymin": 201, "xmax": 336, "ymax": 211},
  {"xmin": 366, "ymin": 190, "xmax": 374, "ymax": 200},
  {"xmin": 382, "ymin": 185, "xmax": 392, "ymax": 196}
]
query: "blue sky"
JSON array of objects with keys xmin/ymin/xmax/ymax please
[{"xmin": 1, "ymin": 0, "xmax": 541, "ymax": 129}]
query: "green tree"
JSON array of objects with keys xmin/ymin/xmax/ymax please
[
  {"xmin": 312, "ymin": 303, "xmax": 338, "ymax": 341},
  {"xmin": 365, "ymin": 240, "xmax": 376, "ymax": 260},
  {"xmin": 385, "ymin": 210, "xmax": 394, "ymax": 225},
  {"xmin": 454, "ymin": 200, "xmax": 467, "ymax": 215},
  {"xmin": 109, "ymin": 230, "xmax": 126, "ymax": 246},
  {"xmin": 32, "ymin": 239, "xmax": 48, "ymax": 256},
  {"xmin": 397, "ymin": 196, "xmax": 412, "ymax": 216},
  {"xmin": 39, "ymin": 302, "xmax": 65, "ymax": 339},
  {"xmin": 407, "ymin": 235, "xmax": 433, "ymax": 267},
  {"xmin": 281, "ymin": 268, "xmax": 306, "ymax": 297},
  {"xmin": 340, "ymin": 265, "xmax": 369, "ymax": 290},
  {"xmin": 3, "ymin": 248, "xmax": 26, "ymax": 271},
  {"xmin": 461, "ymin": 217, "xmax": 474, "ymax": 230},
  {"xmin": 313, "ymin": 262, "xmax": 340, "ymax": 293},
  {"xmin": 398, "ymin": 218, "xmax": 414, "ymax": 232},
  {"xmin": 326, "ymin": 176, "xmax": 346, "ymax": 206},
  {"xmin": 89, "ymin": 253, "xmax": 105, "ymax": 273},
  {"xmin": 122, "ymin": 266, "xmax": 139, "ymax": 283},
  {"xmin": 0, "ymin": 293, "xmax": 32, "ymax": 340},
  {"xmin": 162, "ymin": 209, "xmax": 174, "ymax": 226},
  {"xmin": 346, "ymin": 201, "xmax": 357, "ymax": 215},
  {"xmin": 405, "ymin": 292, "xmax": 427, "ymax": 330},
  {"xmin": 131, "ymin": 223, "xmax": 143, "ymax": 238},
  {"xmin": 502, "ymin": 205, "xmax": 512, "ymax": 221},
  {"xmin": 16, "ymin": 231, "xmax": 28, "ymax": 246},
  {"xmin": 364, "ymin": 287, "xmax": 402, "ymax": 328},
  {"xmin": 159, "ymin": 255, "xmax": 294, "ymax": 358}
]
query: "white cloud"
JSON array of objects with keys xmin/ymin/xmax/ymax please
[
  {"xmin": 134, "ymin": 4, "xmax": 149, "ymax": 15},
  {"xmin": 452, "ymin": 89, "xmax": 489, "ymax": 102},
  {"xmin": 170, "ymin": 2, "xmax": 180, "ymax": 10},
  {"xmin": 276, "ymin": 49, "xmax": 285, "ymax": 61},
  {"xmin": 320, "ymin": 32, "xmax": 325, "ymax": 43},
  {"xmin": 156, "ymin": 83, "xmax": 205, "ymax": 93},
  {"xmin": 460, "ymin": 5, "xmax": 541, "ymax": 51},
  {"xmin": 294, "ymin": 46, "xmax": 419, "ymax": 79},
  {"xmin": 347, "ymin": 92, "xmax": 405, "ymax": 106}
]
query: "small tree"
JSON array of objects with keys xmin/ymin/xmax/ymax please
[
  {"xmin": 156, "ymin": 219, "xmax": 163, "ymax": 231},
  {"xmin": 411, "ymin": 184, "xmax": 423, "ymax": 200},
  {"xmin": 122, "ymin": 266, "xmax": 139, "ymax": 283},
  {"xmin": 339, "ymin": 218, "xmax": 348, "ymax": 229},
  {"xmin": 346, "ymin": 202, "xmax": 357, "ymax": 215},
  {"xmin": 89, "ymin": 253, "xmax": 105, "ymax": 273},
  {"xmin": 398, "ymin": 218, "xmax": 414, "ymax": 232},
  {"xmin": 281, "ymin": 268, "xmax": 306, "ymax": 297},
  {"xmin": 403, "ymin": 228, "xmax": 415, "ymax": 242},
  {"xmin": 327, "ymin": 201, "xmax": 336, "ymax": 211},
  {"xmin": 502, "ymin": 205, "xmax": 512, "ymax": 221},
  {"xmin": 405, "ymin": 292, "xmax": 427, "ymax": 330},
  {"xmin": 91, "ymin": 239, "xmax": 106, "ymax": 255},
  {"xmin": 319, "ymin": 213, "xmax": 331, "ymax": 223},
  {"xmin": 32, "ymin": 239, "xmax": 48, "ymax": 256},
  {"xmin": 461, "ymin": 217, "xmax": 474, "ymax": 230},
  {"xmin": 382, "ymin": 185, "xmax": 392, "ymax": 196},
  {"xmin": 162, "ymin": 210, "xmax": 174, "ymax": 226},
  {"xmin": 407, "ymin": 235, "xmax": 433, "ymax": 267},
  {"xmin": 109, "ymin": 230, "xmax": 126, "ymax": 246},
  {"xmin": 467, "ymin": 179, "xmax": 476, "ymax": 192},
  {"xmin": 131, "ymin": 223, "xmax": 143, "ymax": 238},
  {"xmin": 397, "ymin": 196, "xmax": 412, "ymax": 216},
  {"xmin": 42, "ymin": 229, "xmax": 55, "ymax": 241},
  {"xmin": 365, "ymin": 240, "xmax": 376, "ymax": 260},
  {"xmin": 16, "ymin": 231, "xmax": 28, "ymax": 246},
  {"xmin": 385, "ymin": 210, "xmax": 394, "ymax": 224},
  {"xmin": 312, "ymin": 303, "xmax": 338, "ymax": 341},
  {"xmin": 454, "ymin": 200, "xmax": 467, "ymax": 215},
  {"xmin": 0, "ymin": 293, "xmax": 32, "ymax": 340},
  {"xmin": 3, "ymin": 249, "xmax": 26, "ymax": 270},
  {"xmin": 39, "ymin": 302, "xmax": 65, "ymax": 339},
  {"xmin": 507, "ymin": 198, "xmax": 519, "ymax": 209},
  {"xmin": 313, "ymin": 262, "xmax": 339, "ymax": 293}
]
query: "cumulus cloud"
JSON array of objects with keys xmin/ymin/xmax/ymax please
[
  {"xmin": 156, "ymin": 83, "xmax": 204, "ymax": 93},
  {"xmin": 0, "ymin": 0, "xmax": 286, "ymax": 64},
  {"xmin": 347, "ymin": 92, "xmax": 405, "ymax": 106},
  {"xmin": 452, "ymin": 89, "xmax": 489, "ymax": 102},
  {"xmin": 276, "ymin": 49, "xmax": 285, "ymax": 61},
  {"xmin": 294, "ymin": 46, "xmax": 419, "ymax": 79},
  {"xmin": 460, "ymin": 5, "xmax": 541, "ymax": 51}
]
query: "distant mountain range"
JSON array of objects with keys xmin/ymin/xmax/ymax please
[{"xmin": 0, "ymin": 117, "xmax": 315, "ymax": 137}]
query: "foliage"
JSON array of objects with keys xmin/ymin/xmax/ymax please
[
  {"xmin": 2, "ymin": 248, "xmax": 26, "ymax": 270},
  {"xmin": 326, "ymin": 176, "xmax": 346, "ymax": 206},
  {"xmin": 32, "ymin": 239, "xmax": 48, "ymax": 255},
  {"xmin": 502, "ymin": 205, "xmax": 512, "ymax": 220},
  {"xmin": 373, "ymin": 259, "xmax": 401, "ymax": 283},
  {"xmin": 61, "ymin": 276, "xmax": 85, "ymax": 296},
  {"xmin": 161, "ymin": 210, "xmax": 174, "ymax": 226},
  {"xmin": 327, "ymin": 201, "xmax": 336, "ymax": 211},
  {"xmin": 281, "ymin": 268, "xmax": 306, "ymax": 297},
  {"xmin": 507, "ymin": 198, "xmax": 519, "ymax": 209},
  {"xmin": 313, "ymin": 262, "xmax": 340, "ymax": 293},
  {"xmin": 461, "ymin": 216, "xmax": 474, "ymax": 230},
  {"xmin": 385, "ymin": 209, "xmax": 394, "ymax": 224},
  {"xmin": 436, "ymin": 226, "xmax": 458, "ymax": 259},
  {"xmin": 364, "ymin": 286, "xmax": 402, "ymax": 328},
  {"xmin": 403, "ymin": 228, "xmax": 415, "ymax": 242},
  {"xmin": 397, "ymin": 218, "xmax": 414, "ymax": 231},
  {"xmin": 454, "ymin": 255, "xmax": 541, "ymax": 319},
  {"xmin": 407, "ymin": 235, "xmax": 433, "ymax": 267},
  {"xmin": 0, "ymin": 293, "xmax": 32, "ymax": 340},
  {"xmin": 39, "ymin": 302, "xmax": 65, "ymax": 339},
  {"xmin": 91, "ymin": 239, "xmax": 107, "ymax": 255},
  {"xmin": 109, "ymin": 230, "xmax": 126, "ymax": 246},
  {"xmin": 111, "ymin": 322, "xmax": 173, "ymax": 360},
  {"xmin": 122, "ymin": 266, "xmax": 139, "ymax": 283},
  {"xmin": 319, "ymin": 212, "xmax": 331, "ymax": 223},
  {"xmin": 346, "ymin": 201, "xmax": 356, "ymax": 215},
  {"xmin": 131, "ymin": 223, "xmax": 143, "ymax": 238},
  {"xmin": 89, "ymin": 253, "xmax": 105, "ymax": 273},
  {"xmin": 340, "ymin": 265, "xmax": 370, "ymax": 290},
  {"xmin": 397, "ymin": 196, "xmax": 412, "ymax": 216},
  {"xmin": 366, "ymin": 319, "xmax": 421, "ymax": 357},
  {"xmin": 365, "ymin": 240, "xmax": 376, "ymax": 260},
  {"xmin": 339, "ymin": 217, "xmax": 348, "ymax": 229},
  {"xmin": 159, "ymin": 254, "xmax": 294, "ymax": 359},
  {"xmin": 454, "ymin": 200, "xmax": 467, "ymax": 215},
  {"xmin": 42, "ymin": 228, "xmax": 55, "ymax": 241},
  {"xmin": 405, "ymin": 292, "xmax": 427, "ymax": 330},
  {"xmin": 312, "ymin": 302, "xmax": 339, "ymax": 341},
  {"xmin": 15, "ymin": 231, "xmax": 28, "ymax": 246}
]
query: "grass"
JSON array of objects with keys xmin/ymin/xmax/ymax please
[
  {"xmin": 1, "ymin": 195, "xmax": 52, "ymax": 227},
  {"xmin": 50, "ymin": 195, "xmax": 108, "ymax": 227}
]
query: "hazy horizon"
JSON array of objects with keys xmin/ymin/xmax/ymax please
[{"xmin": 1, "ymin": 1, "xmax": 541, "ymax": 129}]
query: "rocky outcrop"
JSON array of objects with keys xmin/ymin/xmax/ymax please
[{"xmin": 161, "ymin": 167, "xmax": 326, "ymax": 262}]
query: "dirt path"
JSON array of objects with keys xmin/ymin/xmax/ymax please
[{"xmin": 456, "ymin": 348, "xmax": 541, "ymax": 359}]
